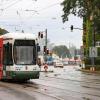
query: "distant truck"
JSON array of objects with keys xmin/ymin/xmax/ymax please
[{"xmin": 46, "ymin": 55, "xmax": 53, "ymax": 65}]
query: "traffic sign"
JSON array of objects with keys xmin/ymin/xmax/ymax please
[{"xmin": 89, "ymin": 47, "xmax": 97, "ymax": 57}]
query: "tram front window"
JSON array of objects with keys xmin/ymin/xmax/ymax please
[{"xmin": 14, "ymin": 46, "xmax": 36, "ymax": 65}]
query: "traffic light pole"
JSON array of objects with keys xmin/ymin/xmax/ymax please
[
  {"xmin": 45, "ymin": 29, "xmax": 47, "ymax": 62},
  {"xmin": 70, "ymin": 25, "xmax": 83, "ymax": 32},
  {"xmin": 70, "ymin": 23, "xmax": 95, "ymax": 70}
]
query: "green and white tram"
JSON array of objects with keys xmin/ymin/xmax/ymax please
[{"xmin": 0, "ymin": 32, "xmax": 41, "ymax": 81}]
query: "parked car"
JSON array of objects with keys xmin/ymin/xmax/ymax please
[
  {"xmin": 54, "ymin": 61, "xmax": 64, "ymax": 68},
  {"xmin": 62, "ymin": 61, "xmax": 68, "ymax": 66}
]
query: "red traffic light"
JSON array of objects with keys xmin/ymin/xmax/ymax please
[{"xmin": 38, "ymin": 32, "xmax": 43, "ymax": 38}]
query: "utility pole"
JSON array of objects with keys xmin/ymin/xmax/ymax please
[
  {"xmin": 90, "ymin": 15, "xmax": 95, "ymax": 70},
  {"xmin": 89, "ymin": 8, "xmax": 98, "ymax": 71}
]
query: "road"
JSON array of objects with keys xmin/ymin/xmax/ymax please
[{"xmin": 0, "ymin": 65, "xmax": 100, "ymax": 100}]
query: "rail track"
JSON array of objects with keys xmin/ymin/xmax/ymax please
[
  {"xmin": 0, "ymin": 81, "xmax": 64, "ymax": 100},
  {"xmin": 0, "ymin": 70, "xmax": 100, "ymax": 100}
]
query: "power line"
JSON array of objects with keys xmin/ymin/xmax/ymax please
[
  {"xmin": 38, "ymin": 2, "xmax": 61, "ymax": 12},
  {"xmin": 25, "ymin": 1, "xmax": 61, "ymax": 19},
  {"xmin": 16, "ymin": 10, "xmax": 24, "ymax": 32},
  {"xmin": 0, "ymin": 0, "xmax": 15, "ymax": 6},
  {"xmin": 26, "ymin": 1, "xmax": 61, "ymax": 13},
  {"xmin": 0, "ymin": 0, "xmax": 22, "ymax": 10}
]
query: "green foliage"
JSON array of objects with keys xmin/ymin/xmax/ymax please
[
  {"xmin": 95, "ymin": 34, "xmax": 100, "ymax": 41},
  {"xmin": 52, "ymin": 45, "xmax": 70, "ymax": 58},
  {"xmin": 61, "ymin": 0, "xmax": 100, "ymax": 69},
  {"xmin": 0, "ymin": 28, "xmax": 8, "ymax": 35},
  {"xmin": 61, "ymin": 0, "xmax": 100, "ymax": 23},
  {"xmin": 84, "ymin": 57, "xmax": 91, "ymax": 65},
  {"xmin": 61, "ymin": 0, "xmax": 85, "ymax": 22},
  {"xmin": 98, "ymin": 48, "xmax": 100, "ymax": 56},
  {"xmin": 95, "ymin": 57, "xmax": 100, "ymax": 65},
  {"xmin": 94, "ymin": 18, "xmax": 100, "ymax": 34}
]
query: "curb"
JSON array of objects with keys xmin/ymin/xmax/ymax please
[
  {"xmin": 40, "ymin": 70, "xmax": 54, "ymax": 73},
  {"xmin": 79, "ymin": 69, "xmax": 100, "ymax": 74}
]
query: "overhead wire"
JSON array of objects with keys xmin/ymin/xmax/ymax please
[
  {"xmin": 0, "ymin": 0, "xmax": 37, "ymax": 32},
  {"xmin": 25, "ymin": 1, "xmax": 62, "ymax": 20},
  {"xmin": 0, "ymin": 0, "xmax": 62, "ymax": 32},
  {"xmin": 16, "ymin": 10, "xmax": 24, "ymax": 32},
  {"xmin": 0, "ymin": 0, "xmax": 15, "ymax": 6},
  {"xmin": 0, "ymin": 0, "xmax": 36, "ymax": 32},
  {"xmin": 22, "ymin": 1, "xmax": 63, "ymax": 31},
  {"xmin": 38, "ymin": 1, "xmax": 61, "ymax": 12},
  {"xmin": 0, "ymin": 0, "xmax": 22, "ymax": 11},
  {"xmin": 28, "ymin": 1, "xmax": 61, "ymax": 14}
]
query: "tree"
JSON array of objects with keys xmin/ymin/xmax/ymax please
[
  {"xmin": 94, "ymin": 17, "xmax": 100, "ymax": 33},
  {"xmin": 0, "ymin": 28, "xmax": 8, "ymax": 35},
  {"xmin": 61, "ymin": 0, "xmax": 100, "ymax": 69},
  {"xmin": 52, "ymin": 45, "xmax": 70, "ymax": 58},
  {"xmin": 61, "ymin": 0, "xmax": 100, "ymax": 23}
]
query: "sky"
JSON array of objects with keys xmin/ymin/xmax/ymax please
[{"xmin": 0, "ymin": 0, "xmax": 83, "ymax": 48}]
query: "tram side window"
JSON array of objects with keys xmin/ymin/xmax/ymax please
[{"xmin": 3, "ymin": 43, "xmax": 13, "ymax": 65}]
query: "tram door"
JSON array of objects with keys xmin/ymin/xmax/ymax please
[{"xmin": 0, "ymin": 38, "xmax": 3, "ymax": 79}]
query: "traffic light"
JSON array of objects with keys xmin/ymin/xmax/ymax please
[
  {"xmin": 38, "ymin": 32, "xmax": 43, "ymax": 38},
  {"xmin": 70, "ymin": 25, "xmax": 73, "ymax": 31},
  {"xmin": 47, "ymin": 49, "xmax": 49, "ymax": 54},
  {"xmin": 43, "ymin": 46, "xmax": 47, "ymax": 53},
  {"xmin": 38, "ymin": 32, "xmax": 41, "ymax": 37},
  {"xmin": 41, "ymin": 33, "xmax": 43, "ymax": 38},
  {"xmin": 43, "ymin": 46, "xmax": 49, "ymax": 54},
  {"xmin": 37, "ymin": 43, "xmax": 40, "ymax": 52}
]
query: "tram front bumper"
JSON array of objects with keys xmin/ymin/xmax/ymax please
[{"xmin": 10, "ymin": 71, "xmax": 40, "ymax": 80}]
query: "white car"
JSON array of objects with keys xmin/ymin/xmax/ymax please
[{"xmin": 54, "ymin": 61, "xmax": 64, "ymax": 68}]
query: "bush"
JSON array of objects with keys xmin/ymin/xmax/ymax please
[{"xmin": 84, "ymin": 57, "xmax": 100, "ymax": 70}]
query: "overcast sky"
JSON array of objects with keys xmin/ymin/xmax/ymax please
[{"xmin": 0, "ymin": 0, "xmax": 83, "ymax": 48}]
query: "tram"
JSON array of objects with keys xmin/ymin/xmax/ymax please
[{"xmin": 0, "ymin": 32, "xmax": 41, "ymax": 81}]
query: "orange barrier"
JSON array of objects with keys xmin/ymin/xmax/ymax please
[{"xmin": 44, "ymin": 63, "xmax": 48, "ymax": 72}]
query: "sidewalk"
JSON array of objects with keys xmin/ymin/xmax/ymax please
[{"xmin": 79, "ymin": 68, "xmax": 100, "ymax": 74}]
